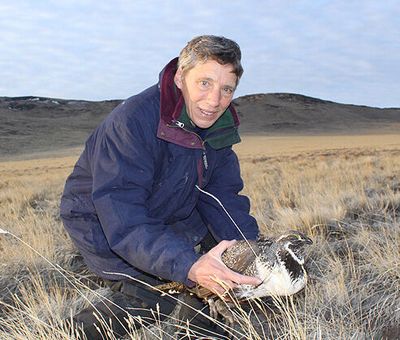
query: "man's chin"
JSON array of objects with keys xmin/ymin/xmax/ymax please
[
  {"xmin": 194, "ymin": 120, "xmax": 215, "ymax": 129},
  {"xmin": 192, "ymin": 115, "xmax": 218, "ymax": 129}
]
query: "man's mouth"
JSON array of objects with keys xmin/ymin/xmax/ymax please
[{"xmin": 199, "ymin": 109, "xmax": 217, "ymax": 117}]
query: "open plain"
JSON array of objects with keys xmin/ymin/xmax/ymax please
[{"xmin": 0, "ymin": 93, "xmax": 399, "ymax": 339}]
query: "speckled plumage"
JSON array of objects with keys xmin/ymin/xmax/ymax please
[
  {"xmin": 157, "ymin": 231, "xmax": 312, "ymax": 299},
  {"xmin": 219, "ymin": 231, "xmax": 312, "ymax": 299}
]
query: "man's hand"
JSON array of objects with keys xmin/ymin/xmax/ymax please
[{"xmin": 188, "ymin": 240, "xmax": 262, "ymax": 296}]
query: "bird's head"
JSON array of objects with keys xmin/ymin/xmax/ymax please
[{"xmin": 275, "ymin": 230, "xmax": 313, "ymax": 265}]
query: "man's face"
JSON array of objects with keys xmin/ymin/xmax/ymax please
[{"xmin": 174, "ymin": 60, "xmax": 237, "ymax": 129}]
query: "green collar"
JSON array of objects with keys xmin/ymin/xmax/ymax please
[{"xmin": 178, "ymin": 106, "xmax": 241, "ymax": 150}]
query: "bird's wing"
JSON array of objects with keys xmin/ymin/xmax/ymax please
[
  {"xmin": 154, "ymin": 239, "xmax": 273, "ymax": 300},
  {"xmin": 221, "ymin": 240, "xmax": 262, "ymax": 274}
]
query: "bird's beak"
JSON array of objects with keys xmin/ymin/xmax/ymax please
[{"xmin": 304, "ymin": 236, "xmax": 313, "ymax": 245}]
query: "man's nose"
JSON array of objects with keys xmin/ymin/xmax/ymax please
[{"xmin": 207, "ymin": 87, "xmax": 221, "ymax": 108}]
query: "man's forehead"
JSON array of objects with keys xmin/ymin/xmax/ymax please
[
  {"xmin": 187, "ymin": 60, "xmax": 237, "ymax": 82},
  {"xmin": 190, "ymin": 59, "xmax": 234, "ymax": 71}
]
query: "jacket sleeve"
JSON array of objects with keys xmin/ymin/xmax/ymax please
[
  {"xmin": 196, "ymin": 146, "xmax": 259, "ymax": 242},
  {"xmin": 90, "ymin": 105, "xmax": 200, "ymax": 284}
]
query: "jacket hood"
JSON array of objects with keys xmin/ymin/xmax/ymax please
[{"xmin": 157, "ymin": 58, "xmax": 241, "ymax": 150}]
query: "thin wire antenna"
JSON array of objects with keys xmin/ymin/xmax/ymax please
[{"xmin": 195, "ymin": 185, "xmax": 259, "ymax": 258}]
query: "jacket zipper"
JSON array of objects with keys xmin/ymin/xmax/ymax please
[
  {"xmin": 167, "ymin": 120, "xmax": 206, "ymax": 150},
  {"xmin": 168, "ymin": 119, "xmax": 208, "ymax": 184}
]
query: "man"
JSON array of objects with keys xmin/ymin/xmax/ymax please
[{"xmin": 60, "ymin": 35, "xmax": 261, "ymax": 338}]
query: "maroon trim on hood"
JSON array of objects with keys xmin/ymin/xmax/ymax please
[
  {"xmin": 230, "ymin": 102, "xmax": 240, "ymax": 127},
  {"xmin": 157, "ymin": 58, "xmax": 240, "ymax": 148},
  {"xmin": 159, "ymin": 57, "xmax": 182, "ymax": 122},
  {"xmin": 157, "ymin": 57, "xmax": 204, "ymax": 149}
]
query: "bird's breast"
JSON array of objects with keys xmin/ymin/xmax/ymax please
[{"xmin": 234, "ymin": 259, "xmax": 307, "ymax": 299}]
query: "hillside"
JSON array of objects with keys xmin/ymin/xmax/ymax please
[
  {"xmin": 0, "ymin": 94, "xmax": 399, "ymax": 159},
  {"xmin": 233, "ymin": 93, "xmax": 400, "ymax": 134}
]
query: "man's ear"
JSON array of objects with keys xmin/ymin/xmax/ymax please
[{"xmin": 174, "ymin": 68, "xmax": 183, "ymax": 89}]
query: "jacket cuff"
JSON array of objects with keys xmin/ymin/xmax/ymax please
[{"xmin": 173, "ymin": 250, "xmax": 201, "ymax": 286}]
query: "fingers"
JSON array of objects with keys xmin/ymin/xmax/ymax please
[
  {"xmin": 209, "ymin": 273, "xmax": 261, "ymax": 297},
  {"xmin": 208, "ymin": 239, "xmax": 237, "ymax": 256},
  {"xmin": 208, "ymin": 276, "xmax": 236, "ymax": 296},
  {"xmin": 219, "ymin": 263, "xmax": 262, "ymax": 286},
  {"xmin": 206, "ymin": 240, "xmax": 262, "ymax": 285},
  {"xmin": 207, "ymin": 261, "xmax": 261, "ymax": 291},
  {"xmin": 231, "ymin": 272, "xmax": 262, "ymax": 286},
  {"xmin": 187, "ymin": 239, "xmax": 262, "ymax": 295}
]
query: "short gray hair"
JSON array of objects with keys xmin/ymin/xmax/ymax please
[{"xmin": 178, "ymin": 35, "xmax": 243, "ymax": 84}]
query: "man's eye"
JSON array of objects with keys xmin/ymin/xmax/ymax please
[
  {"xmin": 223, "ymin": 87, "xmax": 234, "ymax": 95},
  {"xmin": 200, "ymin": 80, "xmax": 209, "ymax": 87}
]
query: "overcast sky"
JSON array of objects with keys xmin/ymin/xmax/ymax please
[{"xmin": 0, "ymin": 0, "xmax": 399, "ymax": 107}]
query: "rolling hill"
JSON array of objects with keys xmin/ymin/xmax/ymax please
[{"xmin": 1, "ymin": 93, "xmax": 399, "ymax": 159}]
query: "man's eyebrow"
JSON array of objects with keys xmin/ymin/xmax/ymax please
[
  {"xmin": 198, "ymin": 77, "xmax": 213, "ymax": 81},
  {"xmin": 198, "ymin": 77, "xmax": 236, "ymax": 89}
]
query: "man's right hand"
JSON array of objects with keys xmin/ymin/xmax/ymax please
[{"xmin": 187, "ymin": 240, "xmax": 262, "ymax": 296}]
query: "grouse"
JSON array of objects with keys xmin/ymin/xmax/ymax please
[
  {"xmin": 220, "ymin": 230, "xmax": 312, "ymax": 299},
  {"xmin": 157, "ymin": 230, "xmax": 312, "ymax": 324}
]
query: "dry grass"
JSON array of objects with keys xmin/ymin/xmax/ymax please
[{"xmin": 1, "ymin": 135, "xmax": 399, "ymax": 339}]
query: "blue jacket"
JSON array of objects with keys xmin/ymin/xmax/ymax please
[{"xmin": 60, "ymin": 58, "xmax": 259, "ymax": 284}]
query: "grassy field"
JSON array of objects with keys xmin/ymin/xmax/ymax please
[{"xmin": 0, "ymin": 134, "xmax": 399, "ymax": 339}]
